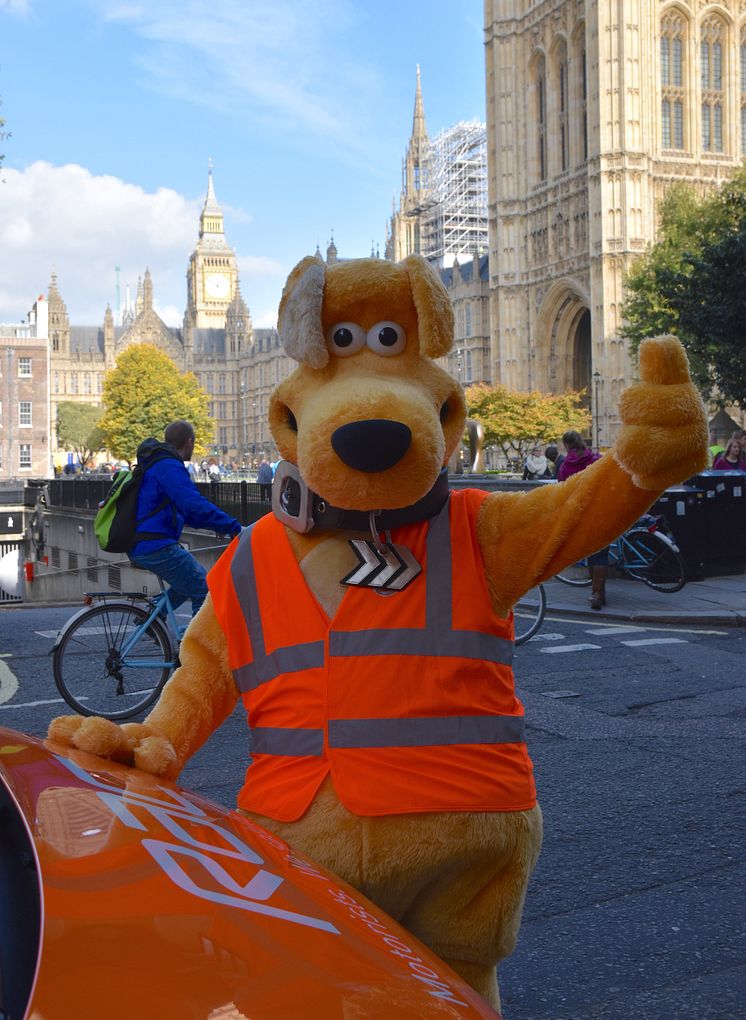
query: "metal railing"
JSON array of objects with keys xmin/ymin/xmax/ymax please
[{"xmin": 46, "ymin": 478, "xmax": 269, "ymax": 526}]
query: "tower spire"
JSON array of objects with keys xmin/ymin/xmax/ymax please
[
  {"xmin": 200, "ymin": 161, "xmax": 225, "ymax": 238},
  {"xmin": 403, "ymin": 65, "xmax": 430, "ymax": 206},
  {"xmin": 413, "ymin": 64, "xmax": 427, "ymax": 140}
]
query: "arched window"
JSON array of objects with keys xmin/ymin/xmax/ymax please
[
  {"xmin": 580, "ymin": 41, "xmax": 588, "ymax": 162},
  {"xmin": 740, "ymin": 25, "xmax": 746, "ymax": 154},
  {"xmin": 536, "ymin": 55, "xmax": 547, "ymax": 181},
  {"xmin": 701, "ymin": 16, "xmax": 726, "ymax": 152},
  {"xmin": 661, "ymin": 11, "xmax": 686, "ymax": 149},
  {"xmin": 557, "ymin": 41, "xmax": 569, "ymax": 172}
]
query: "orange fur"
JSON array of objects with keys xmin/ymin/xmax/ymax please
[{"xmin": 47, "ymin": 268, "xmax": 708, "ymax": 1012}]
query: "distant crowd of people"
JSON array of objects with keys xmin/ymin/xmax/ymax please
[{"xmin": 709, "ymin": 429, "xmax": 746, "ymax": 471}]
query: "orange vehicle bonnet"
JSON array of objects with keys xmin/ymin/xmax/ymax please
[{"xmin": 208, "ymin": 489, "xmax": 536, "ymax": 822}]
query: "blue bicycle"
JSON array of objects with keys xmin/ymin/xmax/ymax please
[
  {"xmin": 52, "ymin": 576, "xmax": 186, "ymax": 721},
  {"xmin": 556, "ymin": 515, "xmax": 686, "ymax": 593}
]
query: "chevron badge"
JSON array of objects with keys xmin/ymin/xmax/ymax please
[{"xmin": 342, "ymin": 540, "xmax": 422, "ymax": 592}]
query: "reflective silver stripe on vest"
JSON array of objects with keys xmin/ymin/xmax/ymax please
[
  {"xmin": 251, "ymin": 727, "xmax": 324, "ymax": 757},
  {"xmin": 329, "ymin": 498, "xmax": 513, "ymax": 666},
  {"xmin": 249, "ymin": 716, "xmax": 526, "ymax": 756},
  {"xmin": 329, "ymin": 628, "xmax": 513, "ymax": 664},
  {"xmin": 229, "ymin": 497, "xmax": 513, "ymax": 693},
  {"xmin": 230, "ymin": 525, "xmax": 324, "ymax": 691},
  {"xmin": 328, "ymin": 715, "xmax": 525, "ymax": 748}
]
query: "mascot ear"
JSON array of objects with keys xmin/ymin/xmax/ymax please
[
  {"xmin": 402, "ymin": 254, "xmax": 454, "ymax": 359},
  {"xmin": 278, "ymin": 255, "xmax": 328, "ymax": 368}
]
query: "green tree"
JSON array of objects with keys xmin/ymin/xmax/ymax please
[
  {"xmin": 56, "ymin": 402, "xmax": 106, "ymax": 466},
  {"xmin": 465, "ymin": 384, "xmax": 590, "ymax": 463},
  {"xmin": 621, "ymin": 169, "xmax": 746, "ymax": 405},
  {"xmin": 98, "ymin": 344, "xmax": 212, "ymax": 463}
]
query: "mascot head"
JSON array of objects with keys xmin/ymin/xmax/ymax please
[{"xmin": 269, "ymin": 255, "xmax": 466, "ymax": 512}]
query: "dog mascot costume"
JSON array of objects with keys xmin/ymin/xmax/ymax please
[{"xmin": 50, "ymin": 255, "xmax": 708, "ymax": 1010}]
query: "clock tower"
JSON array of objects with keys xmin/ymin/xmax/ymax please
[{"xmin": 186, "ymin": 168, "xmax": 238, "ymax": 328}]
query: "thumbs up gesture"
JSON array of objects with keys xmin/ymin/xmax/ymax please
[{"xmin": 614, "ymin": 335, "xmax": 709, "ymax": 491}]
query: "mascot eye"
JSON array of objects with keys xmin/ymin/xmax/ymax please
[
  {"xmin": 326, "ymin": 322, "xmax": 366, "ymax": 357},
  {"xmin": 367, "ymin": 321, "xmax": 406, "ymax": 356}
]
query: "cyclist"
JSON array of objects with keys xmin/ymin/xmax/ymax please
[{"xmin": 129, "ymin": 420, "xmax": 242, "ymax": 617}]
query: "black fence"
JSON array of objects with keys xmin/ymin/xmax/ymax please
[
  {"xmin": 651, "ymin": 470, "xmax": 746, "ymax": 579},
  {"xmin": 46, "ymin": 478, "xmax": 269, "ymax": 527}
]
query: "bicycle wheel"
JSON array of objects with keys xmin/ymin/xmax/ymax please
[
  {"xmin": 620, "ymin": 530, "xmax": 687, "ymax": 593},
  {"xmin": 555, "ymin": 562, "xmax": 592, "ymax": 586},
  {"xmin": 514, "ymin": 584, "xmax": 547, "ymax": 645},
  {"xmin": 53, "ymin": 602, "xmax": 173, "ymax": 720}
]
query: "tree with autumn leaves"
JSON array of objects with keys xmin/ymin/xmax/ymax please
[
  {"xmin": 98, "ymin": 344, "xmax": 213, "ymax": 463},
  {"xmin": 465, "ymin": 383, "xmax": 590, "ymax": 466}
]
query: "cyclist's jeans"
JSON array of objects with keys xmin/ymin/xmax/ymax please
[
  {"xmin": 587, "ymin": 547, "xmax": 609, "ymax": 567},
  {"xmin": 131, "ymin": 544, "xmax": 208, "ymax": 617}
]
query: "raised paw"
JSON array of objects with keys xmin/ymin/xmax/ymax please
[{"xmin": 615, "ymin": 335, "xmax": 708, "ymax": 490}]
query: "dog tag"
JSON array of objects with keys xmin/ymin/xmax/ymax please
[{"xmin": 342, "ymin": 540, "xmax": 422, "ymax": 592}]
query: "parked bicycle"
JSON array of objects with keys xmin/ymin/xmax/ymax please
[
  {"xmin": 513, "ymin": 584, "xmax": 547, "ymax": 645},
  {"xmin": 555, "ymin": 514, "xmax": 686, "ymax": 593},
  {"xmin": 52, "ymin": 575, "xmax": 185, "ymax": 721}
]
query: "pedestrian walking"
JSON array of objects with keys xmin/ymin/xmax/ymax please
[
  {"xmin": 558, "ymin": 430, "xmax": 608, "ymax": 610},
  {"xmin": 257, "ymin": 459, "xmax": 273, "ymax": 501}
]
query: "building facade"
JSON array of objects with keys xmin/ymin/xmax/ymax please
[
  {"xmin": 0, "ymin": 297, "xmax": 51, "ymax": 478},
  {"xmin": 386, "ymin": 70, "xmax": 492, "ymax": 388},
  {"xmin": 484, "ymin": 0, "xmax": 746, "ymax": 442},
  {"xmin": 47, "ymin": 172, "xmax": 288, "ymax": 467}
]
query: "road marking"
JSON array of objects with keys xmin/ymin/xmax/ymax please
[
  {"xmin": 584, "ymin": 626, "xmax": 648, "ymax": 636},
  {"xmin": 36, "ymin": 627, "xmax": 105, "ymax": 639},
  {"xmin": 0, "ymin": 660, "xmax": 19, "ymax": 705},
  {"xmin": 540, "ymin": 643, "xmax": 602, "ymax": 654},
  {"xmin": 530, "ymin": 632, "xmax": 567, "ymax": 642},
  {"xmin": 621, "ymin": 637, "xmax": 688, "ymax": 647},
  {"xmin": 0, "ymin": 697, "xmax": 81, "ymax": 709},
  {"xmin": 542, "ymin": 615, "xmax": 727, "ymax": 636}
]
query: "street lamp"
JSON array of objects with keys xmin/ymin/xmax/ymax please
[
  {"xmin": 239, "ymin": 380, "xmax": 247, "ymax": 466},
  {"xmin": 252, "ymin": 400, "xmax": 257, "ymax": 466},
  {"xmin": 593, "ymin": 370, "xmax": 601, "ymax": 450}
]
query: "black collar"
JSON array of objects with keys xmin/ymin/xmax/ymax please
[{"xmin": 311, "ymin": 467, "xmax": 450, "ymax": 533}]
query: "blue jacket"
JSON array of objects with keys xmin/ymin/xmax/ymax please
[{"xmin": 130, "ymin": 440, "xmax": 241, "ymax": 557}]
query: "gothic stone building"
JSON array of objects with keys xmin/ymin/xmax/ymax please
[
  {"xmin": 484, "ymin": 0, "xmax": 746, "ymax": 442},
  {"xmin": 47, "ymin": 173, "xmax": 288, "ymax": 466},
  {"xmin": 386, "ymin": 69, "xmax": 492, "ymax": 390}
]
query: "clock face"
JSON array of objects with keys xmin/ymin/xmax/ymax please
[{"xmin": 205, "ymin": 273, "xmax": 230, "ymax": 299}]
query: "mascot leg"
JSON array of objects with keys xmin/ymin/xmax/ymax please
[{"xmin": 242, "ymin": 780, "xmax": 542, "ymax": 1012}]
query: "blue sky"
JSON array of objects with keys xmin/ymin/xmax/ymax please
[{"xmin": 0, "ymin": 0, "xmax": 485, "ymax": 328}]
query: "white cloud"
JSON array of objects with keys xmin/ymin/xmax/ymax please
[
  {"xmin": 0, "ymin": 161, "xmax": 288, "ymax": 329},
  {"xmin": 0, "ymin": 162, "xmax": 197, "ymax": 326}
]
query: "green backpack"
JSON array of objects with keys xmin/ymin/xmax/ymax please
[{"xmin": 94, "ymin": 450, "xmax": 178, "ymax": 553}]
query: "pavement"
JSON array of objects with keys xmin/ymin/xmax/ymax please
[{"xmin": 543, "ymin": 569, "xmax": 746, "ymax": 627}]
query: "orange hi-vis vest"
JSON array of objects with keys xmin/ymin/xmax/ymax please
[{"xmin": 208, "ymin": 488, "xmax": 536, "ymax": 822}]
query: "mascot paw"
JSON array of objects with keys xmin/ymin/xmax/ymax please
[
  {"xmin": 47, "ymin": 714, "xmax": 86, "ymax": 746},
  {"xmin": 47, "ymin": 715, "xmax": 134, "ymax": 764},
  {"xmin": 47, "ymin": 716, "xmax": 178, "ymax": 777},
  {"xmin": 615, "ymin": 335, "xmax": 709, "ymax": 491},
  {"xmin": 130, "ymin": 733, "xmax": 179, "ymax": 779},
  {"xmin": 68, "ymin": 716, "xmax": 135, "ymax": 764}
]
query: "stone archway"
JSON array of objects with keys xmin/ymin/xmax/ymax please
[{"xmin": 534, "ymin": 281, "xmax": 591, "ymax": 395}]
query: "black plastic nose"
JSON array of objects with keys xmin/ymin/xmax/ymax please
[{"xmin": 331, "ymin": 419, "xmax": 412, "ymax": 473}]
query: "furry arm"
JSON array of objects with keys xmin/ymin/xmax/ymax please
[
  {"xmin": 47, "ymin": 595, "xmax": 239, "ymax": 780},
  {"xmin": 477, "ymin": 336, "xmax": 708, "ymax": 616}
]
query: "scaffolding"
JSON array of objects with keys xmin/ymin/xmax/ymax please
[{"xmin": 420, "ymin": 120, "xmax": 488, "ymax": 268}]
